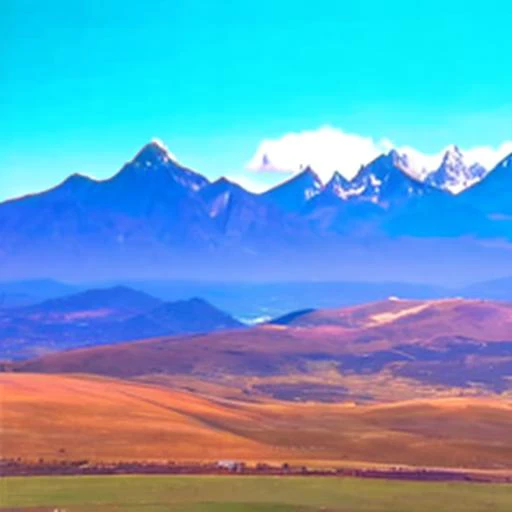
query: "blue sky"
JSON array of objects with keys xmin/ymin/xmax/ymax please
[{"xmin": 2, "ymin": 0, "xmax": 512, "ymax": 199}]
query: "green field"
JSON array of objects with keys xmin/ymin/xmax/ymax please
[{"xmin": 1, "ymin": 476, "xmax": 512, "ymax": 512}]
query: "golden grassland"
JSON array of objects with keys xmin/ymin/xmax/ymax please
[
  {"xmin": 136, "ymin": 366, "xmax": 510, "ymax": 404},
  {"xmin": 2, "ymin": 373, "xmax": 512, "ymax": 470}
]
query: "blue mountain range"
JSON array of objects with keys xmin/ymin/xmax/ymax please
[{"xmin": 0, "ymin": 141, "xmax": 510, "ymax": 284}]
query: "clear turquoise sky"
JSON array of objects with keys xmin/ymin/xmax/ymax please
[{"xmin": 2, "ymin": 0, "xmax": 511, "ymax": 199}]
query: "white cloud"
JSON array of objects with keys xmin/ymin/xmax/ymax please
[
  {"xmin": 246, "ymin": 126, "xmax": 512, "ymax": 182},
  {"xmin": 247, "ymin": 126, "xmax": 393, "ymax": 181},
  {"xmin": 397, "ymin": 142, "xmax": 512, "ymax": 180},
  {"xmin": 463, "ymin": 141, "xmax": 512, "ymax": 169},
  {"xmin": 225, "ymin": 173, "xmax": 282, "ymax": 193}
]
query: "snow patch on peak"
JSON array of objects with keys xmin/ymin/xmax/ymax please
[
  {"xmin": 116, "ymin": 139, "xmax": 210, "ymax": 192},
  {"xmin": 149, "ymin": 138, "xmax": 178, "ymax": 161},
  {"xmin": 301, "ymin": 168, "xmax": 323, "ymax": 199},
  {"xmin": 325, "ymin": 172, "xmax": 363, "ymax": 199},
  {"xmin": 426, "ymin": 145, "xmax": 487, "ymax": 194},
  {"xmin": 441, "ymin": 144, "xmax": 464, "ymax": 165},
  {"xmin": 389, "ymin": 149, "xmax": 432, "ymax": 181},
  {"xmin": 133, "ymin": 139, "xmax": 179, "ymax": 167},
  {"xmin": 305, "ymin": 187, "xmax": 320, "ymax": 200}
]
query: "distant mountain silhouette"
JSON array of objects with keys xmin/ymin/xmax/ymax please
[
  {"xmin": 0, "ymin": 286, "xmax": 243, "ymax": 360},
  {"xmin": 24, "ymin": 285, "xmax": 161, "ymax": 316},
  {"xmin": 0, "ymin": 140, "xmax": 511, "ymax": 283},
  {"xmin": 426, "ymin": 145, "xmax": 488, "ymax": 194}
]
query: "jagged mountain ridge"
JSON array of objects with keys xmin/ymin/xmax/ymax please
[
  {"xmin": 425, "ymin": 145, "xmax": 488, "ymax": 194},
  {"xmin": 0, "ymin": 140, "xmax": 511, "ymax": 282}
]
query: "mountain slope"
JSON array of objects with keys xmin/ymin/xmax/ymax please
[
  {"xmin": 13, "ymin": 298, "xmax": 512, "ymax": 399},
  {"xmin": 0, "ymin": 288, "xmax": 243, "ymax": 359},
  {"xmin": 22, "ymin": 285, "xmax": 162, "ymax": 316},
  {"xmin": 461, "ymin": 153, "xmax": 512, "ymax": 214},
  {"xmin": 0, "ymin": 141, "xmax": 321, "ymax": 280},
  {"xmin": 425, "ymin": 145, "xmax": 487, "ymax": 194},
  {"xmin": 262, "ymin": 167, "xmax": 323, "ymax": 212},
  {"xmin": 0, "ymin": 141, "xmax": 511, "ymax": 283},
  {"xmin": 347, "ymin": 151, "xmax": 439, "ymax": 207},
  {"xmin": 199, "ymin": 178, "xmax": 298, "ymax": 239},
  {"xmin": 118, "ymin": 297, "xmax": 244, "ymax": 339},
  {"xmin": 4, "ymin": 373, "xmax": 512, "ymax": 468},
  {"xmin": 303, "ymin": 151, "xmax": 448, "ymax": 235}
]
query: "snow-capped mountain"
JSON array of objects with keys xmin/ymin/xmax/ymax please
[
  {"xmin": 120, "ymin": 139, "xmax": 209, "ymax": 193},
  {"xmin": 296, "ymin": 150, "xmax": 441, "ymax": 208},
  {"xmin": 0, "ymin": 140, "xmax": 217, "ymax": 261},
  {"xmin": 342, "ymin": 150, "xmax": 436, "ymax": 207},
  {"xmin": 425, "ymin": 145, "xmax": 488, "ymax": 195},
  {"xmin": 0, "ymin": 139, "xmax": 511, "ymax": 283},
  {"xmin": 323, "ymin": 171, "xmax": 360, "ymax": 199}
]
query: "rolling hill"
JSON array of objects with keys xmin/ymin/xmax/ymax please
[
  {"xmin": 12, "ymin": 298, "xmax": 512, "ymax": 402},
  {"xmin": 0, "ymin": 286, "xmax": 243, "ymax": 359},
  {"xmin": 2, "ymin": 373, "xmax": 512, "ymax": 469}
]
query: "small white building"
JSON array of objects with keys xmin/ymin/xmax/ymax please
[{"xmin": 216, "ymin": 460, "xmax": 241, "ymax": 471}]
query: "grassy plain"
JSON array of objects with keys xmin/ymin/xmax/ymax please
[{"xmin": 2, "ymin": 475, "xmax": 512, "ymax": 512}]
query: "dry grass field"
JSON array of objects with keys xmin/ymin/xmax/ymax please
[{"xmin": 2, "ymin": 373, "xmax": 512, "ymax": 469}]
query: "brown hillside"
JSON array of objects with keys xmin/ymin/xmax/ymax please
[
  {"xmin": 12, "ymin": 299, "xmax": 512, "ymax": 401},
  {"xmin": 1, "ymin": 373, "xmax": 512, "ymax": 469}
]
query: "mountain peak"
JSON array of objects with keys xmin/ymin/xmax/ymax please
[
  {"xmin": 427, "ymin": 145, "xmax": 486, "ymax": 194},
  {"xmin": 206, "ymin": 177, "xmax": 249, "ymax": 197},
  {"xmin": 441, "ymin": 144, "xmax": 464, "ymax": 164},
  {"xmin": 214, "ymin": 176, "xmax": 236, "ymax": 187},
  {"xmin": 387, "ymin": 148, "xmax": 401, "ymax": 160},
  {"xmin": 62, "ymin": 173, "xmax": 96, "ymax": 186},
  {"xmin": 50, "ymin": 172, "xmax": 98, "ymax": 199},
  {"xmin": 342, "ymin": 151, "xmax": 432, "ymax": 206},
  {"xmin": 329, "ymin": 171, "xmax": 349, "ymax": 183},
  {"xmin": 324, "ymin": 171, "xmax": 353, "ymax": 198},
  {"xmin": 296, "ymin": 166, "xmax": 323, "ymax": 185},
  {"xmin": 111, "ymin": 138, "xmax": 209, "ymax": 193},
  {"xmin": 325, "ymin": 171, "xmax": 350, "ymax": 193},
  {"xmin": 262, "ymin": 166, "xmax": 323, "ymax": 212},
  {"xmin": 133, "ymin": 139, "xmax": 178, "ymax": 166},
  {"xmin": 386, "ymin": 149, "xmax": 417, "ymax": 174},
  {"xmin": 201, "ymin": 177, "xmax": 247, "ymax": 204},
  {"xmin": 292, "ymin": 167, "xmax": 324, "ymax": 199}
]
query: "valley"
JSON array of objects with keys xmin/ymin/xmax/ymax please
[
  {"xmin": 2, "ymin": 296, "xmax": 511, "ymax": 474},
  {"xmin": 4, "ymin": 4, "xmax": 512, "ymax": 510}
]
